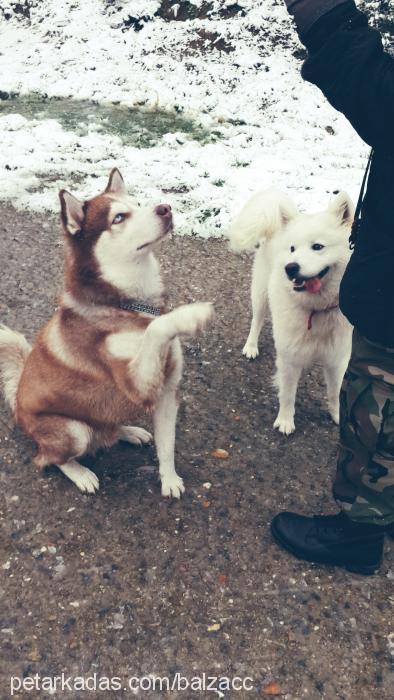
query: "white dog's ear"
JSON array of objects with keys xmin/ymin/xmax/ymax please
[
  {"xmin": 228, "ymin": 189, "xmax": 298, "ymax": 251},
  {"xmin": 328, "ymin": 191, "xmax": 355, "ymax": 226},
  {"xmin": 105, "ymin": 168, "xmax": 127, "ymax": 195},
  {"xmin": 59, "ymin": 190, "xmax": 85, "ymax": 236}
]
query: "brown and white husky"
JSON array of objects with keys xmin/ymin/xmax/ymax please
[{"xmin": 0, "ymin": 169, "xmax": 213, "ymax": 497}]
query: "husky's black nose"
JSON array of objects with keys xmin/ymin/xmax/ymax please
[
  {"xmin": 156, "ymin": 204, "xmax": 172, "ymax": 218},
  {"xmin": 285, "ymin": 262, "xmax": 300, "ymax": 279}
]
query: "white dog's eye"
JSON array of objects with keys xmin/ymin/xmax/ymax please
[
  {"xmin": 112, "ymin": 213, "xmax": 126, "ymax": 225},
  {"xmin": 312, "ymin": 243, "xmax": 324, "ymax": 251},
  {"xmin": 290, "ymin": 245, "xmax": 295, "ymax": 253}
]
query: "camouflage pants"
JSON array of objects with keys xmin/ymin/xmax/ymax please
[{"xmin": 333, "ymin": 330, "xmax": 394, "ymax": 526}]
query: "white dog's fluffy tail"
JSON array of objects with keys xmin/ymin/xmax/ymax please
[
  {"xmin": 228, "ymin": 188, "xmax": 298, "ymax": 251},
  {"xmin": 0, "ymin": 325, "xmax": 31, "ymax": 413}
]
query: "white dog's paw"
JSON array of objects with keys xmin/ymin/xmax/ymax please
[
  {"xmin": 242, "ymin": 341, "xmax": 259, "ymax": 359},
  {"xmin": 161, "ymin": 473, "xmax": 185, "ymax": 499},
  {"xmin": 119, "ymin": 426, "xmax": 152, "ymax": 446},
  {"xmin": 172, "ymin": 302, "xmax": 214, "ymax": 337},
  {"xmin": 273, "ymin": 415, "xmax": 295, "ymax": 436},
  {"xmin": 59, "ymin": 462, "xmax": 100, "ymax": 494}
]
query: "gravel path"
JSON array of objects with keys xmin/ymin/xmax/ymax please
[{"xmin": 0, "ymin": 205, "xmax": 393, "ymax": 699}]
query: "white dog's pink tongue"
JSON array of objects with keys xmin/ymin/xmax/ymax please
[{"xmin": 305, "ymin": 277, "xmax": 322, "ymax": 294}]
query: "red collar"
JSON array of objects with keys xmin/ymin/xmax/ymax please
[{"xmin": 307, "ymin": 305, "xmax": 339, "ymax": 330}]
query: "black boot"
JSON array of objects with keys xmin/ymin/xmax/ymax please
[{"xmin": 270, "ymin": 511, "xmax": 384, "ymax": 575}]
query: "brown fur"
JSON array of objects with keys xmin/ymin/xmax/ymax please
[
  {"xmin": 63, "ymin": 195, "xmax": 125, "ymax": 306},
  {"xmin": 0, "ymin": 170, "xmax": 213, "ymax": 497},
  {"xmin": 16, "ymin": 304, "xmax": 176, "ymax": 468},
  {"xmin": 15, "ymin": 177, "xmax": 174, "ymax": 471}
]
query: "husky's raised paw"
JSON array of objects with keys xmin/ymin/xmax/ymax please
[
  {"xmin": 171, "ymin": 302, "xmax": 214, "ymax": 338},
  {"xmin": 273, "ymin": 415, "xmax": 295, "ymax": 436},
  {"xmin": 242, "ymin": 342, "xmax": 259, "ymax": 360},
  {"xmin": 161, "ymin": 473, "xmax": 185, "ymax": 499}
]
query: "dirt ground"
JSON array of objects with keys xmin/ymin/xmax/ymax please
[{"xmin": 0, "ymin": 204, "xmax": 393, "ymax": 700}]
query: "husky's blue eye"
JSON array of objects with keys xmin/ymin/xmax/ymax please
[
  {"xmin": 290, "ymin": 245, "xmax": 295, "ymax": 253},
  {"xmin": 312, "ymin": 243, "xmax": 324, "ymax": 251},
  {"xmin": 112, "ymin": 213, "xmax": 125, "ymax": 225}
]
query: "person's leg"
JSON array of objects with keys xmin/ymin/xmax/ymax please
[
  {"xmin": 333, "ymin": 331, "xmax": 394, "ymax": 526},
  {"xmin": 271, "ymin": 330, "xmax": 394, "ymax": 574}
]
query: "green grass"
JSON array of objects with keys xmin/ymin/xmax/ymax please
[{"xmin": 0, "ymin": 93, "xmax": 212, "ymax": 147}]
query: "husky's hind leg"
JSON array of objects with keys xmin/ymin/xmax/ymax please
[
  {"xmin": 119, "ymin": 425, "xmax": 152, "ymax": 445},
  {"xmin": 58, "ymin": 460, "xmax": 99, "ymax": 493},
  {"xmin": 32, "ymin": 416, "xmax": 98, "ymax": 492}
]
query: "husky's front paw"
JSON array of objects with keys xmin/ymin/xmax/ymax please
[
  {"xmin": 242, "ymin": 341, "xmax": 259, "ymax": 359},
  {"xmin": 172, "ymin": 302, "xmax": 214, "ymax": 337},
  {"xmin": 273, "ymin": 414, "xmax": 295, "ymax": 436},
  {"xmin": 161, "ymin": 473, "xmax": 185, "ymax": 499}
]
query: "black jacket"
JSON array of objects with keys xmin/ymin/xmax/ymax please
[{"xmin": 298, "ymin": 2, "xmax": 394, "ymax": 346}]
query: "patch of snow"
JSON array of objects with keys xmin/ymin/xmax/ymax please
[{"xmin": 0, "ymin": 1, "xmax": 381, "ymax": 236}]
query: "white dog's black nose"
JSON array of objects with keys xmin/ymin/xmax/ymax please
[{"xmin": 285, "ymin": 262, "xmax": 300, "ymax": 279}]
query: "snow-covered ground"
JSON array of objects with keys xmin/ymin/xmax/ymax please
[{"xmin": 0, "ymin": 1, "xmax": 389, "ymax": 236}]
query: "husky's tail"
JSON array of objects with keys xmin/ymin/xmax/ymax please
[
  {"xmin": 0, "ymin": 325, "xmax": 31, "ymax": 413},
  {"xmin": 228, "ymin": 188, "xmax": 298, "ymax": 251}
]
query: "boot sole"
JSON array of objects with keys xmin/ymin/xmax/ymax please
[{"xmin": 270, "ymin": 521, "xmax": 380, "ymax": 576}]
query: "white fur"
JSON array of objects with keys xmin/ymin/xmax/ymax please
[
  {"xmin": 46, "ymin": 315, "xmax": 80, "ymax": 370},
  {"xmin": 61, "ymin": 291, "xmax": 122, "ymax": 322},
  {"xmin": 106, "ymin": 302, "xmax": 213, "ymax": 497},
  {"xmin": 94, "ymin": 196, "xmax": 166, "ymax": 302},
  {"xmin": 55, "ymin": 421, "xmax": 96, "ymax": 493},
  {"xmin": 106, "ymin": 330, "xmax": 143, "ymax": 359},
  {"xmin": 68, "ymin": 420, "xmax": 93, "ymax": 456},
  {"xmin": 153, "ymin": 337, "xmax": 185, "ymax": 498},
  {"xmin": 106, "ymin": 302, "xmax": 213, "ymax": 398},
  {"xmin": 62, "ymin": 172, "xmax": 214, "ymax": 498},
  {"xmin": 61, "ymin": 192, "xmax": 85, "ymax": 235},
  {"xmin": 229, "ymin": 189, "xmax": 354, "ymax": 434},
  {"xmin": 119, "ymin": 425, "xmax": 152, "ymax": 445},
  {"xmin": 2, "ymin": 171, "xmax": 214, "ymax": 499},
  {"xmin": 65, "ymin": 171, "xmax": 214, "ymax": 498},
  {"xmin": 229, "ymin": 188, "xmax": 298, "ymax": 251},
  {"xmin": 131, "ymin": 306, "xmax": 213, "ymax": 497},
  {"xmin": 0, "ymin": 325, "xmax": 31, "ymax": 411},
  {"xmin": 58, "ymin": 459, "xmax": 99, "ymax": 493}
]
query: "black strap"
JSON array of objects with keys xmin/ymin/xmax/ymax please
[{"xmin": 349, "ymin": 148, "xmax": 373, "ymax": 249}]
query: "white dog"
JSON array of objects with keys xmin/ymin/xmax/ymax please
[{"xmin": 229, "ymin": 189, "xmax": 354, "ymax": 435}]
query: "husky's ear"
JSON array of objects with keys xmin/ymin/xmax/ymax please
[
  {"xmin": 59, "ymin": 190, "xmax": 85, "ymax": 236},
  {"xmin": 228, "ymin": 189, "xmax": 298, "ymax": 251},
  {"xmin": 105, "ymin": 168, "xmax": 127, "ymax": 195},
  {"xmin": 328, "ymin": 191, "xmax": 355, "ymax": 226}
]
